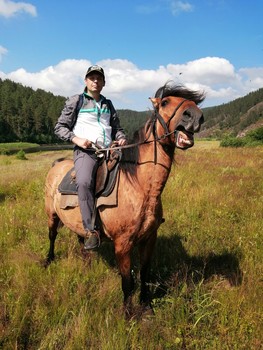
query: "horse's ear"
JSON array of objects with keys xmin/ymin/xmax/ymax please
[{"xmin": 149, "ymin": 97, "xmax": 161, "ymax": 109}]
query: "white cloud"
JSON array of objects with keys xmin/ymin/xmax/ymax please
[
  {"xmin": 170, "ymin": 1, "xmax": 194, "ymax": 15},
  {"xmin": 0, "ymin": 0, "xmax": 37, "ymax": 18},
  {"xmin": 136, "ymin": 0, "xmax": 194, "ymax": 16},
  {"xmin": 0, "ymin": 45, "xmax": 8, "ymax": 62},
  {"xmin": 0, "ymin": 57, "xmax": 262, "ymax": 111}
]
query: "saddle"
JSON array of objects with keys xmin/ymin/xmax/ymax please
[{"xmin": 58, "ymin": 149, "xmax": 122, "ymax": 208}]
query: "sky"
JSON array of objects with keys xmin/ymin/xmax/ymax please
[{"xmin": 0, "ymin": 0, "xmax": 263, "ymax": 111}]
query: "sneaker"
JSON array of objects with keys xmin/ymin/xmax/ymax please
[{"xmin": 84, "ymin": 230, "xmax": 100, "ymax": 250}]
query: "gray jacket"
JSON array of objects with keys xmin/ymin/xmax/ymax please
[{"xmin": 54, "ymin": 93, "xmax": 126, "ymax": 143}]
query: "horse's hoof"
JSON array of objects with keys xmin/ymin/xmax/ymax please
[
  {"xmin": 123, "ymin": 304, "xmax": 135, "ymax": 321},
  {"xmin": 141, "ymin": 305, "xmax": 155, "ymax": 321},
  {"xmin": 41, "ymin": 257, "xmax": 53, "ymax": 268},
  {"xmin": 129, "ymin": 302, "xmax": 154, "ymax": 321}
]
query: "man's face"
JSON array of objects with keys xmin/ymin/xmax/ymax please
[{"xmin": 85, "ymin": 73, "xmax": 105, "ymax": 93}]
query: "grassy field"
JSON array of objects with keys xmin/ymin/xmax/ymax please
[{"xmin": 0, "ymin": 142, "xmax": 262, "ymax": 349}]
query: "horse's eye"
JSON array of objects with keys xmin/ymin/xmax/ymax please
[{"xmin": 161, "ymin": 99, "xmax": 168, "ymax": 107}]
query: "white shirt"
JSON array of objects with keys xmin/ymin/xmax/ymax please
[{"xmin": 73, "ymin": 99, "xmax": 112, "ymax": 147}]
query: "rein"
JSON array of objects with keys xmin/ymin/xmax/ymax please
[{"xmin": 93, "ymin": 99, "xmax": 188, "ymax": 160}]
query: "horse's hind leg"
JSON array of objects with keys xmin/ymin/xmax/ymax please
[{"xmin": 45, "ymin": 214, "xmax": 60, "ymax": 266}]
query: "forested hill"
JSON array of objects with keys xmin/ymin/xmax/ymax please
[
  {"xmin": 0, "ymin": 78, "xmax": 262, "ymax": 143},
  {"xmin": 0, "ymin": 79, "xmax": 150, "ymax": 143},
  {"xmin": 0, "ymin": 79, "xmax": 65, "ymax": 143},
  {"xmin": 200, "ymin": 88, "xmax": 263, "ymax": 138}
]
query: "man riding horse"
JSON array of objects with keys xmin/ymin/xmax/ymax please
[{"xmin": 54, "ymin": 65, "xmax": 127, "ymax": 250}]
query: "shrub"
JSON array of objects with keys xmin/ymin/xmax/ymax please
[
  {"xmin": 220, "ymin": 126, "xmax": 263, "ymax": 147},
  {"xmin": 220, "ymin": 136, "xmax": 246, "ymax": 147},
  {"xmin": 16, "ymin": 150, "xmax": 27, "ymax": 160},
  {"xmin": 246, "ymin": 126, "xmax": 263, "ymax": 141}
]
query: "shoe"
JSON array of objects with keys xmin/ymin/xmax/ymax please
[{"xmin": 84, "ymin": 230, "xmax": 100, "ymax": 250}]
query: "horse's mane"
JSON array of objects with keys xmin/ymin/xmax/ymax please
[
  {"xmin": 119, "ymin": 117, "xmax": 153, "ymax": 172},
  {"xmin": 120, "ymin": 82, "xmax": 205, "ymax": 173},
  {"xmin": 155, "ymin": 82, "xmax": 206, "ymax": 105}
]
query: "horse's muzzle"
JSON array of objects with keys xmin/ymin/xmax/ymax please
[
  {"xmin": 178, "ymin": 108, "xmax": 204, "ymax": 134},
  {"xmin": 174, "ymin": 108, "xmax": 204, "ymax": 149}
]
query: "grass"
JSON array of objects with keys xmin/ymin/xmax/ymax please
[
  {"xmin": 0, "ymin": 142, "xmax": 40, "ymax": 155},
  {"xmin": 0, "ymin": 145, "xmax": 262, "ymax": 349},
  {"xmin": 0, "ymin": 142, "xmax": 40, "ymax": 150}
]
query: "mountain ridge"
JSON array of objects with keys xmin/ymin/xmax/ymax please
[{"xmin": 0, "ymin": 78, "xmax": 262, "ymax": 142}]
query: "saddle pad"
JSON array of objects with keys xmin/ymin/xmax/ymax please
[
  {"xmin": 59, "ymin": 171, "xmax": 119, "ymax": 209},
  {"xmin": 60, "ymin": 194, "xmax": 79, "ymax": 209},
  {"xmin": 58, "ymin": 167, "xmax": 77, "ymax": 195}
]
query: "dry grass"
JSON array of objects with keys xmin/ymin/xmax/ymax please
[{"xmin": 0, "ymin": 145, "xmax": 262, "ymax": 349}]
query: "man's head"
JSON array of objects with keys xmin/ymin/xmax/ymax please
[
  {"xmin": 84, "ymin": 65, "xmax": 105, "ymax": 96},
  {"xmin": 85, "ymin": 65, "xmax": 105, "ymax": 81}
]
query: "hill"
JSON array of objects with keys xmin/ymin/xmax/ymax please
[
  {"xmin": 0, "ymin": 79, "xmax": 149, "ymax": 143},
  {"xmin": 199, "ymin": 88, "xmax": 263, "ymax": 138},
  {"xmin": 0, "ymin": 79, "xmax": 65, "ymax": 143},
  {"xmin": 0, "ymin": 78, "xmax": 262, "ymax": 143}
]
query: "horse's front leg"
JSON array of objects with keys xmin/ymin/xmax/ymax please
[
  {"xmin": 115, "ymin": 243, "xmax": 135, "ymax": 318},
  {"xmin": 138, "ymin": 231, "xmax": 157, "ymax": 312}
]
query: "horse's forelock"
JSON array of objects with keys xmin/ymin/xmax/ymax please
[{"xmin": 156, "ymin": 83, "xmax": 206, "ymax": 105}]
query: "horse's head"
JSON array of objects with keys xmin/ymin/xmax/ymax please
[{"xmin": 150, "ymin": 83, "xmax": 205, "ymax": 149}]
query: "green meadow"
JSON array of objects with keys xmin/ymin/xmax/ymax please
[{"xmin": 0, "ymin": 142, "xmax": 262, "ymax": 349}]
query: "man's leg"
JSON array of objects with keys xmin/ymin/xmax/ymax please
[{"xmin": 74, "ymin": 149, "xmax": 100, "ymax": 249}]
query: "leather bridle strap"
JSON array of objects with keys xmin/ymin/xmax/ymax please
[
  {"xmin": 94, "ymin": 99, "xmax": 188, "ymax": 156},
  {"xmin": 154, "ymin": 98, "xmax": 187, "ymax": 137}
]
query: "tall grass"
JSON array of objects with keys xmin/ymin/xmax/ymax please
[{"xmin": 0, "ymin": 145, "xmax": 262, "ymax": 349}]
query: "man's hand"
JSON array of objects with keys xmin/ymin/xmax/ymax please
[
  {"xmin": 72, "ymin": 136, "xmax": 92, "ymax": 149},
  {"xmin": 117, "ymin": 138, "xmax": 127, "ymax": 146}
]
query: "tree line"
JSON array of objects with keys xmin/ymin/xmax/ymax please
[
  {"xmin": 202, "ymin": 88, "xmax": 263, "ymax": 137},
  {"xmin": 1, "ymin": 78, "xmax": 262, "ymax": 144},
  {"xmin": 0, "ymin": 79, "xmax": 150, "ymax": 144},
  {"xmin": 0, "ymin": 79, "xmax": 65, "ymax": 143}
]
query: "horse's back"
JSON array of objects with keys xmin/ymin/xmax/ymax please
[{"xmin": 46, "ymin": 158, "xmax": 73, "ymax": 189}]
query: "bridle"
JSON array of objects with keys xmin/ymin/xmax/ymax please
[
  {"xmin": 152, "ymin": 98, "xmax": 187, "ymax": 141},
  {"xmin": 94, "ymin": 98, "xmax": 188, "ymax": 161}
]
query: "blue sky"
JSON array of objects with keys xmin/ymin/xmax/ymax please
[{"xmin": 0, "ymin": 0, "xmax": 263, "ymax": 111}]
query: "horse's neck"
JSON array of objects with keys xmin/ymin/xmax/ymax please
[{"xmin": 137, "ymin": 142, "xmax": 173, "ymax": 196}]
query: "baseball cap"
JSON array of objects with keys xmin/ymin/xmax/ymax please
[{"xmin": 85, "ymin": 65, "xmax": 105, "ymax": 79}]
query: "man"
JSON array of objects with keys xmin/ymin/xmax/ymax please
[{"xmin": 54, "ymin": 65, "xmax": 127, "ymax": 249}]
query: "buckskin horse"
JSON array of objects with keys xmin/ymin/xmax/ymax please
[{"xmin": 44, "ymin": 83, "xmax": 205, "ymax": 318}]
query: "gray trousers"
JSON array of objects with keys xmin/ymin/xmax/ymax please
[{"xmin": 73, "ymin": 147, "xmax": 99, "ymax": 232}]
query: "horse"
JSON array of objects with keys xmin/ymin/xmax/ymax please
[{"xmin": 44, "ymin": 83, "xmax": 205, "ymax": 318}]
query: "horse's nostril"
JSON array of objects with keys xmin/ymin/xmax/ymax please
[{"xmin": 183, "ymin": 110, "xmax": 191, "ymax": 117}]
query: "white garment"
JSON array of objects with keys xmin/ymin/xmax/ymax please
[{"xmin": 73, "ymin": 101, "xmax": 112, "ymax": 147}]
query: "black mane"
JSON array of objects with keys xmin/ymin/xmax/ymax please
[{"xmin": 155, "ymin": 82, "xmax": 206, "ymax": 105}]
